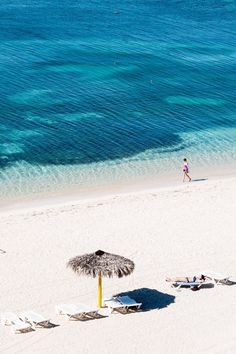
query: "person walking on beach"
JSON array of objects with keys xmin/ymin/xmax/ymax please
[{"xmin": 183, "ymin": 158, "xmax": 191, "ymax": 182}]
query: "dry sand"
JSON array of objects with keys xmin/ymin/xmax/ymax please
[{"xmin": 0, "ymin": 177, "xmax": 236, "ymax": 354}]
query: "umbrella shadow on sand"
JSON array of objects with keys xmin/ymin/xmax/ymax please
[{"xmin": 115, "ymin": 288, "xmax": 175, "ymax": 312}]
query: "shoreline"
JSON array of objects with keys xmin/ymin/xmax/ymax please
[{"xmin": 1, "ymin": 162, "xmax": 236, "ymax": 215}]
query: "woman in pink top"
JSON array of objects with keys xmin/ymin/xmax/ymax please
[{"xmin": 183, "ymin": 158, "xmax": 191, "ymax": 182}]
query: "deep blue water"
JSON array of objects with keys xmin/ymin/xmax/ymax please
[{"xmin": 0, "ymin": 1, "xmax": 236, "ymax": 197}]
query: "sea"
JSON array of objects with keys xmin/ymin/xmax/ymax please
[{"xmin": 0, "ymin": 0, "xmax": 236, "ymax": 200}]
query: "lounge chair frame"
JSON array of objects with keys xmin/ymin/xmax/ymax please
[
  {"xmin": 55, "ymin": 304, "xmax": 99, "ymax": 321},
  {"xmin": 104, "ymin": 296, "xmax": 142, "ymax": 314},
  {"xmin": 1, "ymin": 313, "xmax": 32, "ymax": 334},
  {"xmin": 20, "ymin": 311, "xmax": 50, "ymax": 328},
  {"xmin": 201, "ymin": 272, "xmax": 232, "ymax": 285}
]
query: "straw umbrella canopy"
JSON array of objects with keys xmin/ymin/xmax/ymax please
[{"xmin": 67, "ymin": 250, "xmax": 135, "ymax": 307}]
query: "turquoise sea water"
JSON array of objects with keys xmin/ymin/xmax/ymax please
[{"xmin": 0, "ymin": 1, "xmax": 236, "ymax": 199}]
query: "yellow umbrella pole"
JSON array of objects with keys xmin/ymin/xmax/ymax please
[{"xmin": 98, "ymin": 272, "xmax": 102, "ymax": 308}]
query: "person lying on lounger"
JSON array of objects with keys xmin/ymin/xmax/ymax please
[{"xmin": 165, "ymin": 274, "xmax": 205, "ymax": 283}]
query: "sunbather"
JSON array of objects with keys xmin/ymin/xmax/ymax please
[{"xmin": 166, "ymin": 274, "xmax": 205, "ymax": 283}]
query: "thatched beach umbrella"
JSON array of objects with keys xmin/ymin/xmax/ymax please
[{"xmin": 67, "ymin": 250, "xmax": 135, "ymax": 308}]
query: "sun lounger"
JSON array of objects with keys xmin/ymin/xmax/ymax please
[
  {"xmin": 104, "ymin": 298, "xmax": 127, "ymax": 313},
  {"xmin": 104, "ymin": 296, "xmax": 142, "ymax": 313},
  {"xmin": 55, "ymin": 304, "xmax": 98, "ymax": 320},
  {"xmin": 117, "ymin": 296, "xmax": 142, "ymax": 310},
  {"xmin": 1, "ymin": 313, "xmax": 32, "ymax": 334},
  {"xmin": 201, "ymin": 271, "xmax": 232, "ymax": 285},
  {"xmin": 20, "ymin": 311, "xmax": 50, "ymax": 328},
  {"xmin": 74, "ymin": 303, "xmax": 99, "ymax": 317}
]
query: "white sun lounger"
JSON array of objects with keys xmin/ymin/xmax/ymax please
[
  {"xmin": 1, "ymin": 313, "xmax": 32, "ymax": 334},
  {"xmin": 201, "ymin": 271, "xmax": 232, "ymax": 285},
  {"xmin": 104, "ymin": 298, "xmax": 127, "ymax": 313},
  {"xmin": 55, "ymin": 304, "xmax": 98, "ymax": 320},
  {"xmin": 117, "ymin": 296, "xmax": 142, "ymax": 310},
  {"xmin": 20, "ymin": 311, "xmax": 50, "ymax": 328},
  {"xmin": 104, "ymin": 296, "xmax": 142, "ymax": 313}
]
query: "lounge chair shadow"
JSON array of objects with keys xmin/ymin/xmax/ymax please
[
  {"xmin": 88, "ymin": 313, "xmax": 108, "ymax": 320},
  {"xmin": 69, "ymin": 316, "xmax": 95, "ymax": 322},
  {"xmin": 70, "ymin": 313, "xmax": 107, "ymax": 321},
  {"xmin": 21, "ymin": 327, "xmax": 35, "ymax": 333},
  {"xmin": 171, "ymin": 282, "xmax": 215, "ymax": 291},
  {"xmin": 115, "ymin": 288, "xmax": 175, "ymax": 312},
  {"xmin": 223, "ymin": 280, "xmax": 236, "ymax": 286},
  {"xmin": 42, "ymin": 322, "xmax": 60, "ymax": 328},
  {"xmin": 199, "ymin": 283, "xmax": 214, "ymax": 289}
]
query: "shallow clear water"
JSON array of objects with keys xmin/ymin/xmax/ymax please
[{"xmin": 0, "ymin": 1, "xmax": 236, "ymax": 199}]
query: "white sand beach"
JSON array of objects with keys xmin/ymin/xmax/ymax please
[{"xmin": 1, "ymin": 176, "xmax": 236, "ymax": 354}]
